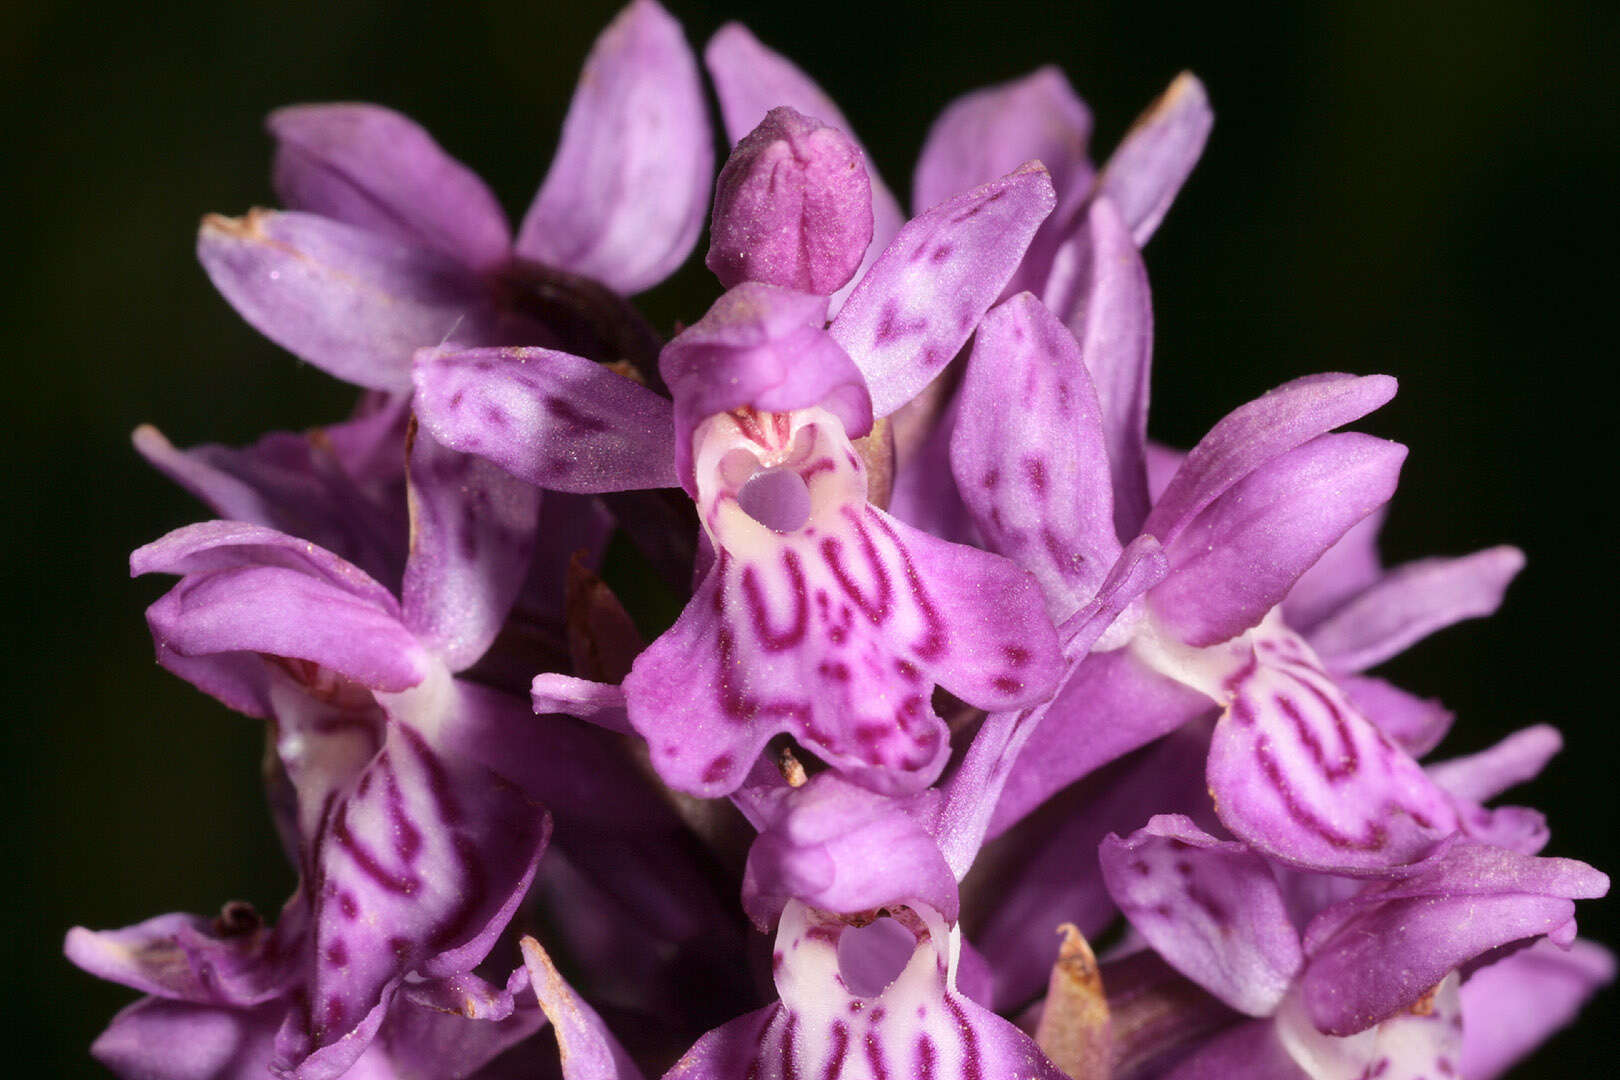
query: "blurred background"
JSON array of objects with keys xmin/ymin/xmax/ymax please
[{"xmin": 4, "ymin": 0, "xmax": 1614, "ymax": 1075}]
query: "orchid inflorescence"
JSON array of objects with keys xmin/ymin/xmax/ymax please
[{"xmin": 68, "ymin": 3, "xmax": 1609, "ymax": 1078}]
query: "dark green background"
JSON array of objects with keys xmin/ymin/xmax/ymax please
[{"xmin": 6, "ymin": 1, "xmax": 1614, "ymax": 1075}]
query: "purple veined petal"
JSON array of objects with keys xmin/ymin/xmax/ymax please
[
  {"xmin": 530, "ymin": 673, "xmax": 632, "ymax": 734},
  {"xmin": 1207, "ymin": 627, "xmax": 1460, "ymax": 874},
  {"xmin": 412, "ymin": 344, "xmax": 678, "ymax": 494},
  {"xmin": 398, "ymin": 970, "xmax": 515, "ymax": 1021},
  {"xmin": 667, "ymin": 901, "xmax": 1069, "ymax": 1080},
  {"xmin": 274, "ymin": 987, "xmax": 393, "ymax": 1080},
  {"xmin": 974, "ymin": 720, "xmax": 1215, "ymax": 1012},
  {"xmin": 929, "ymin": 536, "xmax": 1167, "ymax": 879},
  {"xmin": 516, "ymin": 0, "xmax": 711, "ymax": 295},
  {"xmin": 1299, "ymin": 837, "xmax": 1609, "ymax": 1035},
  {"xmin": 65, "ymin": 902, "xmax": 299, "ymax": 1008},
  {"xmin": 741, "ymin": 772, "xmax": 958, "ymax": 929},
  {"xmin": 198, "ymin": 210, "xmax": 501, "ymax": 394},
  {"xmin": 1335, "ymin": 674, "xmax": 1453, "ymax": 758},
  {"xmin": 1458, "ymin": 938, "xmax": 1616, "ymax": 1080},
  {"xmin": 830, "ymin": 163, "xmax": 1058, "ymax": 418},
  {"xmin": 1142, "ymin": 373, "xmax": 1398, "ymax": 548},
  {"xmin": 1158, "ymin": 1019, "xmax": 1308, "ymax": 1080},
  {"xmin": 1096, "ymin": 72, "xmax": 1213, "ymax": 246},
  {"xmin": 1282, "ymin": 506, "xmax": 1388, "ymax": 634},
  {"xmin": 1276, "ymin": 974, "xmax": 1462, "ymax": 1080},
  {"xmin": 91, "ymin": 997, "xmax": 283, "ymax": 1080},
  {"xmin": 913, "ymin": 66, "xmax": 1095, "ymax": 300},
  {"xmin": 518, "ymin": 936, "xmax": 646, "ymax": 1080},
  {"xmin": 268, "ymin": 103, "xmax": 512, "ymax": 273},
  {"xmin": 144, "ymin": 563, "xmax": 429, "ymax": 694},
  {"xmin": 1427, "ymin": 724, "xmax": 1562, "ymax": 805},
  {"xmin": 707, "ymin": 107, "xmax": 874, "ymax": 295},
  {"xmin": 661, "ymin": 283, "xmax": 872, "ymax": 491},
  {"xmin": 1099, "ymin": 816, "xmax": 1303, "ymax": 1017},
  {"xmin": 1152, "ymin": 433, "xmax": 1407, "ymax": 647},
  {"xmin": 1306, "ymin": 545, "xmax": 1526, "ymax": 675},
  {"xmin": 400, "ymin": 422, "xmax": 540, "ymax": 672},
  {"xmin": 293, "ymin": 717, "xmax": 551, "ymax": 1065},
  {"xmin": 986, "ymin": 645, "xmax": 1213, "ymax": 838},
  {"xmin": 1042, "ymin": 197, "xmax": 1155, "ymax": 539},
  {"xmin": 132, "ymin": 520, "xmax": 401, "ymax": 612},
  {"xmin": 950, "ymin": 291, "xmax": 1122, "ymax": 625},
  {"xmin": 703, "ymin": 22, "xmax": 906, "ymax": 313}
]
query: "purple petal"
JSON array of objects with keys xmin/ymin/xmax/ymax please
[
  {"xmin": 703, "ymin": 22, "xmax": 906, "ymax": 310},
  {"xmin": 412, "ymin": 345, "xmax": 678, "ymax": 494},
  {"xmin": 1142, "ymin": 373, "xmax": 1398, "ymax": 547},
  {"xmin": 1427, "ymin": 724, "xmax": 1562, "ymax": 805},
  {"xmin": 91, "ymin": 998, "xmax": 282, "ymax": 1080},
  {"xmin": 65, "ymin": 903, "xmax": 298, "ymax": 1008},
  {"xmin": 660, "ymin": 284, "xmax": 872, "ymax": 490},
  {"xmin": 1307, "ymin": 546, "xmax": 1526, "ymax": 674},
  {"xmin": 830, "ymin": 163, "xmax": 1058, "ymax": 418},
  {"xmin": 707, "ymin": 106, "xmax": 874, "ymax": 295},
  {"xmin": 741, "ymin": 772, "xmax": 958, "ymax": 928},
  {"xmin": 1282, "ymin": 507, "xmax": 1387, "ymax": 633},
  {"xmin": 198, "ymin": 209, "xmax": 500, "ymax": 393},
  {"xmin": 1152, "ymin": 433, "xmax": 1406, "ymax": 646},
  {"xmin": 1207, "ymin": 629, "xmax": 1460, "ymax": 873},
  {"xmin": 295, "ymin": 718, "xmax": 550, "ymax": 1063},
  {"xmin": 1100, "ymin": 816, "xmax": 1303, "ymax": 1016},
  {"xmin": 1336, "ymin": 674, "xmax": 1454, "ymax": 757},
  {"xmin": 913, "ymin": 67, "xmax": 1095, "ymax": 298},
  {"xmin": 382, "ymin": 976, "xmax": 548, "ymax": 1079},
  {"xmin": 950, "ymin": 292, "xmax": 1121, "ymax": 624},
  {"xmin": 1459, "ymin": 939, "xmax": 1615, "ymax": 1080},
  {"xmin": 268, "ymin": 103, "xmax": 511, "ymax": 272},
  {"xmin": 1042, "ymin": 197, "xmax": 1155, "ymax": 538},
  {"xmin": 1301, "ymin": 838, "xmax": 1609, "ymax": 1035},
  {"xmin": 400, "ymin": 423, "xmax": 540, "ymax": 671},
  {"xmin": 519, "ymin": 936, "xmax": 646, "ymax": 1080},
  {"xmin": 1097, "ymin": 72, "xmax": 1213, "ymax": 245},
  {"xmin": 667, "ymin": 901, "xmax": 1069, "ymax": 1080},
  {"xmin": 515, "ymin": 0, "xmax": 711, "ymax": 295},
  {"xmin": 530, "ymin": 674, "xmax": 631, "ymax": 734},
  {"xmin": 144, "ymin": 563, "xmax": 428, "ymax": 693}
]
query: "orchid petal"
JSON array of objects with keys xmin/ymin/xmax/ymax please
[
  {"xmin": 1152, "ymin": 433, "xmax": 1406, "ymax": 646},
  {"xmin": 1428, "ymin": 724, "xmax": 1562, "ymax": 805},
  {"xmin": 1282, "ymin": 507, "xmax": 1388, "ymax": 634},
  {"xmin": 516, "ymin": 0, "xmax": 711, "ymax": 295},
  {"xmin": 520, "ymin": 936, "xmax": 646, "ymax": 1080},
  {"xmin": 667, "ymin": 901, "xmax": 1069, "ymax": 1080},
  {"xmin": 741, "ymin": 773, "xmax": 958, "ymax": 928},
  {"xmin": 1300, "ymin": 838, "xmax": 1609, "ymax": 1035},
  {"xmin": 1100, "ymin": 816, "xmax": 1303, "ymax": 1016},
  {"xmin": 1097, "ymin": 72, "xmax": 1213, "ymax": 245},
  {"xmin": 830, "ymin": 163, "xmax": 1058, "ymax": 418},
  {"xmin": 198, "ymin": 210, "xmax": 499, "ymax": 393},
  {"xmin": 1159, "ymin": 1019, "xmax": 1307, "ymax": 1080},
  {"xmin": 268, "ymin": 103, "xmax": 511, "ymax": 272},
  {"xmin": 703, "ymin": 22, "xmax": 906, "ymax": 310},
  {"xmin": 707, "ymin": 107, "xmax": 874, "ymax": 295},
  {"xmin": 1043, "ymin": 197, "xmax": 1155, "ymax": 538},
  {"xmin": 951, "ymin": 291, "xmax": 1121, "ymax": 625},
  {"xmin": 1458, "ymin": 939, "xmax": 1615, "ymax": 1080},
  {"xmin": 400, "ymin": 423, "xmax": 540, "ymax": 671},
  {"xmin": 92, "ymin": 998, "xmax": 282, "ymax": 1080},
  {"xmin": 1142, "ymin": 373, "xmax": 1397, "ymax": 548},
  {"xmin": 530, "ymin": 673, "xmax": 631, "ymax": 734},
  {"xmin": 412, "ymin": 345, "xmax": 678, "ymax": 494},
  {"xmin": 1307, "ymin": 546, "xmax": 1525, "ymax": 674},
  {"xmin": 1336, "ymin": 674, "xmax": 1453, "ymax": 758},
  {"xmin": 1208, "ymin": 628, "xmax": 1460, "ymax": 873}
]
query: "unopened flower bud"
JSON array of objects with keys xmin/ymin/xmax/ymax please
[{"xmin": 706, "ymin": 106, "xmax": 874, "ymax": 295}]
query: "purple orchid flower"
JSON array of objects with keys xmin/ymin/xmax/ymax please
[
  {"xmin": 198, "ymin": 0, "xmax": 711, "ymax": 395},
  {"xmin": 418, "ymin": 145, "xmax": 1068, "ymax": 800}
]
